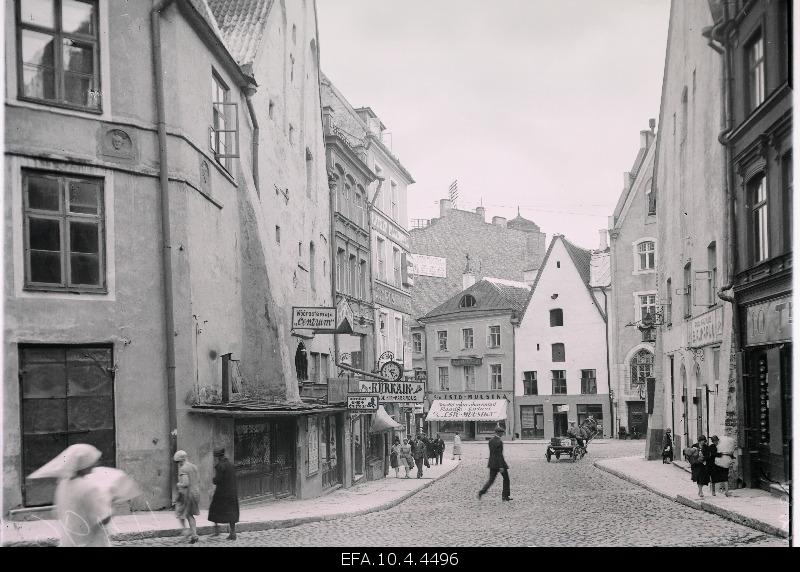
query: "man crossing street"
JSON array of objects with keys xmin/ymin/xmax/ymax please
[{"xmin": 478, "ymin": 425, "xmax": 511, "ymax": 501}]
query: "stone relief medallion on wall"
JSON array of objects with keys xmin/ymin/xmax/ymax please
[
  {"xmin": 100, "ymin": 126, "xmax": 136, "ymax": 161},
  {"xmin": 199, "ymin": 159, "xmax": 211, "ymax": 194}
]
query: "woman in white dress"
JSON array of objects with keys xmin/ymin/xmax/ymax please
[{"xmin": 452, "ymin": 433, "xmax": 463, "ymax": 460}]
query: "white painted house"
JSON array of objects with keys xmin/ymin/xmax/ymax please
[{"xmin": 514, "ymin": 235, "xmax": 611, "ymax": 439}]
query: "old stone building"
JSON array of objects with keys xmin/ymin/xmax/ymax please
[
  {"xmin": 607, "ymin": 124, "xmax": 657, "ymax": 440},
  {"xmin": 647, "ymin": 0, "xmax": 735, "ymax": 468}
]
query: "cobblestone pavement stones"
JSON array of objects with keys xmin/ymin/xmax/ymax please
[{"xmin": 118, "ymin": 441, "xmax": 789, "ymax": 547}]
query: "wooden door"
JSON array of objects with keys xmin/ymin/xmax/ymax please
[{"xmin": 627, "ymin": 401, "xmax": 646, "ymax": 438}]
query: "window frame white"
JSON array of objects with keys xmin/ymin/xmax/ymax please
[
  {"xmin": 632, "ymin": 238, "xmax": 657, "ymax": 275},
  {"xmin": 488, "ymin": 325, "xmax": 501, "ymax": 348},
  {"xmin": 633, "ymin": 290, "xmax": 658, "ymax": 323},
  {"xmin": 462, "ymin": 327, "xmax": 474, "ymax": 350},
  {"xmin": 490, "ymin": 364, "xmax": 502, "ymax": 390}
]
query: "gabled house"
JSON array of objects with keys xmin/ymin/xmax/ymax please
[
  {"xmin": 514, "ymin": 236, "xmax": 611, "ymax": 440},
  {"xmin": 419, "ymin": 271, "xmax": 530, "ymax": 441}
]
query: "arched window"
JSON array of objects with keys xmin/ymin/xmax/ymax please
[
  {"xmin": 630, "ymin": 350, "xmax": 654, "ymax": 389},
  {"xmin": 636, "ymin": 240, "xmax": 656, "ymax": 271},
  {"xmin": 459, "ymin": 294, "xmax": 476, "ymax": 308},
  {"xmin": 549, "ymin": 308, "xmax": 563, "ymax": 327}
]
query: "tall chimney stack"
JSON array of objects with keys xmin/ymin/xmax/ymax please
[
  {"xmin": 475, "ymin": 206, "xmax": 486, "ymax": 222},
  {"xmin": 440, "ymin": 199, "xmax": 452, "ymax": 218},
  {"xmin": 598, "ymin": 229, "xmax": 608, "ymax": 250}
]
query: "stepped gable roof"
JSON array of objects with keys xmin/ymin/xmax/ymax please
[
  {"xmin": 207, "ymin": 0, "xmax": 272, "ymax": 67},
  {"xmin": 520, "ymin": 235, "xmax": 605, "ymax": 321},
  {"xmin": 419, "ymin": 279, "xmax": 530, "ymax": 322}
]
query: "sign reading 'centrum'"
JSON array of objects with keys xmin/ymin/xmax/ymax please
[{"xmin": 292, "ymin": 307, "xmax": 336, "ymax": 329}]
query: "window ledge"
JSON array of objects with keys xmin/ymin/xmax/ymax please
[{"xmin": 23, "ymin": 286, "xmax": 108, "ymax": 296}]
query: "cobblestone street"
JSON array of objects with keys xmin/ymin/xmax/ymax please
[{"xmin": 118, "ymin": 441, "xmax": 788, "ymax": 547}]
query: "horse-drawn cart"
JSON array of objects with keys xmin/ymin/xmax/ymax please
[{"xmin": 545, "ymin": 416, "xmax": 598, "ymax": 463}]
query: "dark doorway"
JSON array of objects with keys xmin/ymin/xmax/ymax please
[
  {"xmin": 552, "ymin": 406, "xmax": 569, "ymax": 437},
  {"xmin": 20, "ymin": 346, "xmax": 116, "ymax": 507},
  {"xmin": 627, "ymin": 401, "xmax": 647, "ymax": 438},
  {"xmin": 234, "ymin": 419, "xmax": 295, "ymax": 500},
  {"xmin": 466, "ymin": 421, "xmax": 476, "ymax": 440}
]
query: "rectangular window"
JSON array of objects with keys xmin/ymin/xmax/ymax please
[
  {"xmin": 520, "ymin": 405, "xmax": 544, "ymax": 439},
  {"xmin": 712, "ymin": 347, "xmax": 721, "ymax": 383},
  {"xmin": 552, "ymin": 370, "xmax": 567, "ymax": 394},
  {"xmin": 23, "ymin": 170, "xmax": 105, "ymax": 292},
  {"xmin": 683, "ymin": 262, "xmax": 692, "ymax": 318},
  {"xmin": 639, "ymin": 294, "xmax": 657, "ymax": 322},
  {"xmin": 348, "ymin": 254, "xmax": 357, "ymax": 296},
  {"xmin": 17, "ymin": 0, "xmax": 101, "ymax": 111},
  {"xmin": 211, "ymin": 73, "xmax": 239, "ymax": 171},
  {"xmin": 707, "ymin": 243, "xmax": 717, "ymax": 306},
  {"xmin": 551, "ymin": 343, "xmax": 565, "ymax": 362},
  {"xmin": 438, "ymin": 366, "xmax": 449, "ymax": 391},
  {"xmin": 412, "ymin": 333, "xmax": 422, "ymax": 353},
  {"xmin": 379, "ymin": 313, "xmax": 388, "ymax": 350},
  {"xmin": 783, "ymin": 152, "xmax": 793, "ymax": 251},
  {"xmin": 749, "ymin": 175, "xmax": 769, "ymax": 263},
  {"xmin": 339, "ymin": 184, "xmax": 349, "ymax": 220},
  {"xmin": 437, "ymin": 330, "xmax": 448, "ymax": 351},
  {"xmin": 20, "ymin": 345, "xmax": 115, "ymax": 507},
  {"xmin": 549, "ymin": 309, "xmax": 564, "ymax": 327},
  {"xmin": 490, "ymin": 364, "xmax": 502, "ymax": 390},
  {"xmin": 581, "ymin": 369, "xmax": 597, "ymax": 394},
  {"xmin": 488, "ymin": 325, "xmax": 501, "ymax": 348},
  {"xmin": 393, "ymin": 248, "xmax": 401, "ymax": 285},
  {"xmin": 360, "ymin": 259, "xmax": 368, "ymax": 299},
  {"xmin": 391, "ymin": 180, "xmax": 399, "ymax": 221},
  {"xmin": 637, "ymin": 241, "xmax": 656, "ymax": 271},
  {"xmin": 336, "ymin": 248, "xmax": 345, "ymax": 292},
  {"xmin": 746, "ymin": 31, "xmax": 766, "ymax": 111},
  {"xmin": 462, "ymin": 328, "xmax": 474, "ymax": 349},
  {"xmin": 523, "ymin": 371, "xmax": 538, "ymax": 395},
  {"xmin": 395, "ymin": 316, "xmax": 403, "ymax": 358},
  {"xmin": 666, "ymin": 278, "xmax": 673, "ymax": 326},
  {"xmin": 464, "ymin": 365, "xmax": 475, "ymax": 390},
  {"xmin": 353, "ymin": 191, "xmax": 363, "ymax": 227},
  {"xmin": 376, "ymin": 237, "xmax": 385, "ymax": 281}
]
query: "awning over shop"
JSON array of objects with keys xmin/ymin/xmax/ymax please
[
  {"xmin": 425, "ymin": 399, "xmax": 508, "ymax": 422},
  {"xmin": 369, "ymin": 405, "xmax": 403, "ymax": 433}
]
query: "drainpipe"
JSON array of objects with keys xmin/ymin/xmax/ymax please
[
  {"xmin": 151, "ymin": 0, "xmax": 178, "ymax": 500},
  {"xmin": 244, "ymin": 91, "xmax": 259, "ymax": 191},
  {"xmin": 600, "ymin": 287, "xmax": 613, "ymax": 438},
  {"xmin": 328, "ymin": 168, "xmax": 339, "ymax": 366}
]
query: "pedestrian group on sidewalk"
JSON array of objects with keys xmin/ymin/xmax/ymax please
[{"xmin": 683, "ymin": 433, "xmax": 733, "ymax": 498}]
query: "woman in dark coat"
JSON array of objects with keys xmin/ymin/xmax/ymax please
[
  {"xmin": 689, "ymin": 436, "xmax": 710, "ymax": 498},
  {"xmin": 208, "ymin": 447, "xmax": 240, "ymax": 540},
  {"xmin": 707, "ymin": 435, "xmax": 732, "ymax": 497},
  {"xmin": 662, "ymin": 428, "xmax": 674, "ymax": 463}
]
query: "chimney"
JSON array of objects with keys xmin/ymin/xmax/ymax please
[
  {"xmin": 598, "ymin": 229, "xmax": 608, "ymax": 250},
  {"xmin": 440, "ymin": 199, "xmax": 452, "ymax": 218},
  {"xmin": 475, "ymin": 206, "xmax": 486, "ymax": 222},
  {"xmin": 492, "ymin": 216, "xmax": 507, "ymax": 228}
]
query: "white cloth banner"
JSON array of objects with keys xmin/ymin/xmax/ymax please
[{"xmin": 425, "ymin": 399, "xmax": 508, "ymax": 421}]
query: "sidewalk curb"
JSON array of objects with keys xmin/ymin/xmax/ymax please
[
  {"xmin": 594, "ymin": 460, "xmax": 789, "ymax": 539},
  {"xmin": 4, "ymin": 462, "xmax": 461, "ymax": 547}
]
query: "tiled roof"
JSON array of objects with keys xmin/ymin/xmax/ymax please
[
  {"xmin": 561, "ymin": 236, "xmax": 592, "ymax": 289},
  {"xmin": 420, "ymin": 279, "xmax": 529, "ymax": 322},
  {"xmin": 187, "ymin": 0, "xmax": 228, "ymax": 45},
  {"xmin": 207, "ymin": 0, "xmax": 272, "ymax": 66}
]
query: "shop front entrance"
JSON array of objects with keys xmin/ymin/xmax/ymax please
[
  {"xmin": 552, "ymin": 406, "xmax": 568, "ymax": 437},
  {"xmin": 627, "ymin": 401, "xmax": 647, "ymax": 438},
  {"xmin": 234, "ymin": 419, "xmax": 295, "ymax": 500}
]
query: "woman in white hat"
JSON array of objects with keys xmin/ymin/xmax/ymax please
[
  {"xmin": 173, "ymin": 450, "xmax": 200, "ymax": 543},
  {"xmin": 50, "ymin": 444, "xmax": 113, "ymax": 547}
]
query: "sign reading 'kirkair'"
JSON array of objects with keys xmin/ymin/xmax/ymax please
[
  {"xmin": 292, "ymin": 307, "xmax": 336, "ymax": 330},
  {"xmin": 358, "ymin": 380, "xmax": 424, "ymax": 403}
]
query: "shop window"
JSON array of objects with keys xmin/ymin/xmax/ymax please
[
  {"xmin": 577, "ymin": 404, "xmax": 603, "ymax": 433},
  {"xmin": 523, "ymin": 371, "xmax": 537, "ymax": 395},
  {"xmin": 520, "ymin": 405, "xmax": 543, "ymax": 439},
  {"xmin": 20, "ymin": 345, "xmax": 115, "ymax": 506},
  {"xmin": 23, "ymin": 170, "xmax": 106, "ymax": 292},
  {"xmin": 17, "ymin": 0, "xmax": 101, "ymax": 111},
  {"xmin": 552, "ymin": 370, "xmax": 566, "ymax": 394},
  {"xmin": 439, "ymin": 421, "xmax": 464, "ymax": 434},
  {"xmin": 549, "ymin": 309, "xmax": 563, "ymax": 327},
  {"xmin": 478, "ymin": 421, "xmax": 505, "ymax": 434},
  {"xmin": 551, "ymin": 343, "xmax": 565, "ymax": 362},
  {"xmin": 581, "ymin": 369, "xmax": 597, "ymax": 394}
]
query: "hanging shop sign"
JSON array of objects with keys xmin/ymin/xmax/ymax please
[
  {"xmin": 292, "ymin": 307, "xmax": 336, "ymax": 331},
  {"xmin": 688, "ymin": 307, "xmax": 723, "ymax": 348},
  {"xmin": 745, "ymin": 295, "xmax": 792, "ymax": 347},
  {"xmin": 347, "ymin": 394, "xmax": 380, "ymax": 412},
  {"xmin": 358, "ymin": 380, "xmax": 425, "ymax": 403}
]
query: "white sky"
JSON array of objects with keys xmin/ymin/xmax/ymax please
[{"xmin": 317, "ymin": 0, "xmax": 671, "ymax": 250}]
